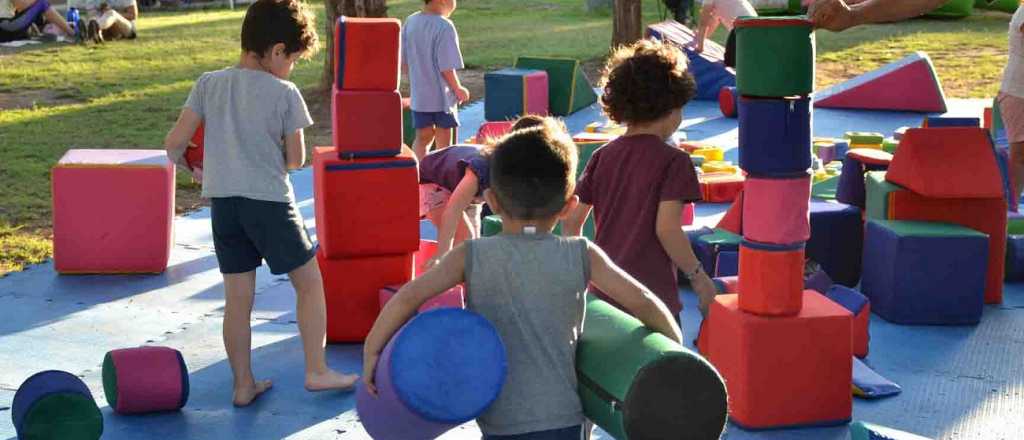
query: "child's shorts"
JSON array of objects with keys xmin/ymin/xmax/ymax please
[
  {"xmin": 211, "ymin": 197, "xmax": 317, "ymax": 275},
  {"xmin": 419, "ymin": 183, "xmax": 452, "ymax": 217},
  {"xmin": 998, "ymin": 92, "xmax": 1024, "ymax": 144},
  {"xmin": 482, "ymin": 425, "xmax": 585, "ymax": 440},
  {"xmin": 412, "ymin": 110, "xmax": 460, "ymax": 130}
]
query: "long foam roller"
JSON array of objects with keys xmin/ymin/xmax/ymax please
[
  {"xmin": 742, "ymin": 175, "xmax": 811, "ymax": 245},
  {"xmin": 578, "ymin": 297, "xmax": 728, "ymax": 440},
  {"xmin": 102, "ymin": 346, "xmax": 189, "ymax": 414},
  {"xmin": 335, "ymin": 17, "xmax": 400, "ymax": 91},
  {"xmin": 738, "ymin": 96, "xmax": 812, "ymax": 176},
  {"xmin": 356, "ymin": 308, "xmax": 507, "ymax": 439},
  {"xmin": 13, "ymin": 370, "xmax": 103, "ymax": 440},
  {"xmin": 738, "ymin": 240, "xmax": 805, "ymax": 316}
]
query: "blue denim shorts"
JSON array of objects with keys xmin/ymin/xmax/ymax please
[{"xmin": 412, "ymin": 110, "xmax": 460, "ymax": 129}]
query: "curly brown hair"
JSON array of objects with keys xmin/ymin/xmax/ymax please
[
  {"xmin": 241, "ymin": 0, "xmax": 320, "ymax": 60},
  {"xmin": 600, "ymin": 39, "xmax": 696, "ymax": 125},
  {"xmin": 490, "ymin": 124, "xmax": 578, "ymax": 220}
]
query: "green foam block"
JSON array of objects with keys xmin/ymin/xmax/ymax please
[
  {"xmin": 925, "ymin": 0, "xmax": 973, "ymax": 18},
  {"xmin": 514, "ymin": 57, "xmax": 598, "ymax": 116},
  {"xmin": 865, "ymin": 171, "xmax": 905, "ymax": 220},
  {"xmin": 812, "ymin": 175, "xmax": 840, "ymax": 200},
  {"xmin": 846, "ymin": 132, "xmax": 885, "ymax": 145},
  {"xmin": 873, "ymin": 219, "xmax": 988, "ymax": 239},
  {"xmin": 20, "ymin": 394, "xmax": 103, "ymax": 440}
]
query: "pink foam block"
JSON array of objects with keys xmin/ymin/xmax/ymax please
[
  {"xmin": 109, "ymin": 346, "xmax": 186, "ymax": 414},
  {"xmin": 379, "ymin": 284, "xmax": 466, "ymax": 312},
  {"xmin": 814, "ymin": 52, "xmax": 947, "ymax": 113},
  {"xmin": 742, "ymin": 175, "xmax": 811, "ymax": 245},
  {"xmin": 52, "ymin": 149, "xmax": 174, "ymax": 274},
  {"xmin": 682, "ymin": 202, "xmax": 695, "ymax": 226},
  {"xmin": 525, "ymin": 70, "xmax": 549, "ymax": 116}
]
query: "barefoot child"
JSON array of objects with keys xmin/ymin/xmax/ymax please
[
  {"xmin": 1000, "ymin": 7, "xmax": 1024, "ymax": 211},
  {"xmin": 565, "ymin": 40, "xmax": 719, "ymax": 318},
  {"xmin": 693, "ymin": 0, "xmax": 757, "ymax": 68},
  {"xmin": 363, "ymin": 122, "xmax": 683, "ymax": 439},
  {"xmin": 164, "ymin": 0, "xmax": 357, "ymax": 406}
]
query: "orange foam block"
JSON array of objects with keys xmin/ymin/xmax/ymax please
[
  {"xmin": 319, "ymin": 250, "xmax": 413, "ymax": 343},
  {"xmin": 738, "ymin": 241, "xmax": 805, "ymax": 316},
  {"xmin": 698, "ymin": 292, "xmax": 853, "ymax": 430},
  {"xmin": 886, "ymin": 127, "xmax": 1003, "ymax": 199},
  {"xmin": 52, "ymin": 149, "xmax": 174, "ymax": 274}
]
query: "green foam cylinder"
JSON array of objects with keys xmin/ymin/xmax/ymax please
[
  {"xmin": 735, "ymin": 17, "xmax": 815, "ymax": 97},
  {"xmin": 925, "ymin": 0, "xmax": 973, "ymax": 18},
  {"xmin": 20, "ymin": 394, "xmax": 103, "ymax": 440},
  {"xmin": 577, "ymin": 298, "xmax": 728, "ymax": 439}
]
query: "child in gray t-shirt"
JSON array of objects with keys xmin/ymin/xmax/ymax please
[
  {"xmin": 164, "ymin": 0, "xmax": 357, "ymax": 408},
  {"xmin": 362, "ymin": 120, "xmax": 683, "ymax": 439}
]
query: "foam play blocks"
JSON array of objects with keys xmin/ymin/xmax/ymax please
[
  {"xmin": 738, "ymin": 241, "xmax": 806, "ymax": 316},
  {"xmin": 734, "ymin": 17, "xmax": 815, "ymax": 97},
  {"xmin": 484, "ymin": 68, "xmax": 549, "ymax": 122},
  {"xmin": 692, "ymin": 146, "xmax": 725, "ymax": 162},
  {"xmin": 356, "ymin": 308, "xmax": 507, "ymax": 439},
  {"xmin": 861, "ymin": 220, "xmax": 988, "ymax": 325},
  {"xmin": 379, "ymin": 284, "xmax": 466, "ymax": 313},
  {"xmin": 715, "ymin": 251, "xmax": 739, "ymax": 277},
  {"xmin": 738, "ymin": 96, "xmax": 812, "ymax": 176},
  {"xmin": 701, "ymin": 161, "xmax": 738, "ymax": 174},
  {"xmin": 52, "ymin": 149, "xmax": 174, "ymax": 274},
  {"xmin": 700, "ymin": 173, "xmax": 745, "ymax": 202},
  {"xmin": 1006, "ymin": 235, "xmax": 1024, "ymax": 281},
  {"xmin": 807, "ymin": 201, "xmax": 863, "ymax": 286},
  {"xmin": 749, "ymin": 0, "xmax": 804, "ymax": 14},
  {"xmin": 886, "ymin": 127, "xmax": 1004, "ymax": 199},
  {"xmin": 716, "ymin": 190, "xmax": 743, "ymax": 234},
  {"xmin": 578, "ymin": 298, "xmax": 728, "ymax": 439},
  {"xmin": 698, "ymin": 292, "xmax": 852, "ymax": 429},
  {"xmin": 334, "ymin": 17, "xmax": 400, "ymax": 91},
  {"xmin": 102, "ymin": 346, "xmax": 189, "ymax": 414},
  {"xmin": 513, "ymin": 56, "xmax": 597, "ymax": 116},
  {"xmin": 719, "ymin": 86, "xmax": 738, "ymax": 118},
  {"xmin": 837, "ymin": 150, "xmax": 890, "ymax": 209},
  {"xmin": 824, "ymin": 286, "xmax": 870, "ymax": 358},
  {"xmin": 850, "ymin": 421, "xmax": 929, "ymax": 440},
  {"xmin": 319, "ymin": 250, "xmax": 414, "ymax": 342},
  {"xmin": 814, "ymin": 52, "xmax": 948, "ymax": 113},
  {"xmin": 694, "ymin": 229, "xmax": 743, "ymax": 276},
  {"xmin": 646, "ymin": 21, "xmax": 736, "ymax": 101},
  {"xmin": 332, "ymin": 88, "xmax": 403, "ymax": 158},
  {"xmin": 713, "ymin": 275, "xmax": 739, "ymax": 294},
  {"xmin": 742, "ymin": 175, "xmax": 811, "ymax": 245},
  {"xmin": 975, "ymin": 0, "xmax": 1022, "ymax": 13},
  {"xmin": 12, "ymin": 370, "xmax": 103, "ymax": 440},
  {"xmin": 805, "ymin": 269, "xmax": 834, "ymax": 294},
  {"xmin": 415, "ymin": 240, "xmax": 437, "ymax": 277},
  {"xmin": 475, "ymin": 121, "xmax": 515, "ymax": 144},
  {"xmin": 846, "ymin": 132, "xmax": 884, "ymax": 145},
  {"xmin": 865, "ymin": 171, "xmax": 904, "ymax": 220},
  {"xmin": 923, "ymin": 116, "xmax": 980, "ymax": 128},
  {"xmin": 313, "ymin": 147, "xmax": 419, "ymax": 258}
]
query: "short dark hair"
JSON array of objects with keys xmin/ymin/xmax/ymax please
[
  {"xmin": 490, "ymin": 124, "xmax": 578, "ymax": 221},
  {"xmin": 241, "ymin": 0, "xmax": 320, "ymax": 59},
  {"xmin": 510, "ymin": 114, "xmax": 547, "ymax": 131},
  {"xmin": 600, "ymin": 39, "xmax": 696, "ymax": 124}
]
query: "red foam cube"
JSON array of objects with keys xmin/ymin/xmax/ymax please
[
  {"xmin": 313, "ymin": 147, "xmax": 419, "ymax": 258},
  {"xmin": 701, "ymin": 173, "xmax": 745, "ymax": 203},
  {"xmin": 52, "ymin": 149, "xmax": 174, "ymax": 274},
  {"xmin": 319, "ymin": 250, "xmax": 413, "ymax": 343},
  {"xmin": 379, "ymin": 284, "xmax": 466, "ymax": 313},
  {"xmin": 738, "ymin": 241, "xmax": 805, "ymax": 316},
  {"xmin": 184, "ymin": 123, "xmax": 204, "ymax": 171},
  {"xmin": 332, "ymin": 87, "xmax": 403, "ymax": 158},
  {"xmin": 698, "ymin": 292, "xmax": 853, "ymax": 430},
  {"xmin": 334, "ymin": 17, "xmax": 400, "ymax": 91},
  {"xmin": 886, "ymin": 127, "xmax": 1004, "ymax": 199}
]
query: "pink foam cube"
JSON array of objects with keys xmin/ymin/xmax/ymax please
[{"xmin": 379, "ymin": 284, "xmax": 466, "ymax": 313}]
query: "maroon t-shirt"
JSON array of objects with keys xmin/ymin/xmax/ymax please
[{"xmin": 577, "ymin": 134, "xmax": 702, "ymax": 314}]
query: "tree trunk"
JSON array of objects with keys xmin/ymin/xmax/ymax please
[
  {"xmin": 322, "ymin": 0, "xmax": 389, "ymax": 93},
  {"xmin": 611, "ymin": 0, "xmax": 642, "ymax": 48}
]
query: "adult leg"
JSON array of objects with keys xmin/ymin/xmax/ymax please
[
  {"xmin": 40, "ymin": 3, "xmax": 73, "ymax": 36},
  {"xmin": 1002, "ymin": 94, "xmax": 1024, "ymax": 211},
  {"xmin": 95, "ymin": 9, "xmax": 132, "ymax": 39},
  {"xmin": 0, "ymin": 0, "xmax": 50, "ymax": 33},
  {"xmin": 288, "ymin": 258, "xmax": 359, "ymax": 392},
  {"xmin": 222, "ymin": 271, "xmax": 273, "ymax": 407}
]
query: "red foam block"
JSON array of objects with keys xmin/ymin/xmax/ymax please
[
  {"xmin": 379, "ymin": 284, "xmax": 466, "ymax": 313},
  {"xmin": 332, "ymin": 87, "xmax": 403, "ymax": 158},
  {"xmin": 853, "ymin": 304, "xmax": 870, "ymax": 358},
  {"xmin": 742, "ymin": 175, "xmax": 811, "ymax": 245},
  {"xmin": 319, "ymin": 250, "xmax": 414, "ymax": 343},
  {"xmin": 814, "ymin": 52, "xmax": 947, "ymax": 113},
  {"xmin": 701, "ymin": 173, "xmax": 745, "ymax": 203},
  {"xmin": 738, "ymin": 241, "xmax": 805, "ymax": 316},
  {"xmin": 475, "ymin": 121, "xmax": 515, "ymax": 144},
  {"xmin": 886, "ymin": 127, "xmax": 1003, "ymax": 199},
  {"xmin": 184, "ymin": 123, "xmax": 204, "ymax": 171},
  {"xmin": 415, "ymin": 240, "xmax": 438, "ymax": 277},
  {"xmin": 107, "ymin": 346, "xmax": 186, "ymax": 414},
  {"xmin": 52, "ymin": 149, "xmax": 174, "ymax": 274},
  {"xmin": 335, "ymin": 17, "xmax": 400, "ymax": 91},
  {"xmin": 682, "ymin": 202, "xmax": 695, "ymax": 226},
  {"xmin": 698, "ymin": 292, "xmax": 852, "ymax": 430},
  {"xmin": 716, "ymin": 189, "xmax": 744, "ymax": 234}
]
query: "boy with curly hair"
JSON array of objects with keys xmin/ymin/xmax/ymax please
[{"xmin": 565, "ymin": 39, "xmax": 719, "ymax": 319}]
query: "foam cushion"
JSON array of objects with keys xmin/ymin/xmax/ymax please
[
  {"xmin": 888, "ymin": 193, "xmax": 1007, "ymax": 304},
  {"xmin": 379, "ymin": 284, "xmax": 466, "ymax": 313},
  {"xmin": 864, "ymin": 171, "xmax": 904, "ymax": 220},
  {"xmin": 332, "ymin": 88, "xmax": 403, "ymax": 158},
  {"xmin": 886, "ymin": 127, "xmax": 1004, "ymax": 199},
  {"xmin": 851, "ymin": 358, "xmax": 902, "ymax": 400},
  {"xmin": 694, "ymin": 229, "xmax": 743, "ymax": 276},
  {"xmin": 861, "ymin": 220, "xmax": 988, "ymax": 325},
  {"xmin": 1006, "ymin": 235, "xmax": 1024, "ymax": 281},
  {"xmin": 513, "ymin": 57, "xmax": 597, "ymax": 116},
  {"xmin": 698, "ymin": 292, "xmax": 852, "ymax": 430},
  {"xmin": 742, "ymin": 175, "xmax": 811, "ymax": 245},
  {"xmin": 313, "ymin": 147, "xmax": 419, "ymax": 258},
  {"xmin": 646, "ymin": 21, "xmax": 735, "ymax": 101},
  {"xmin": 738, "ymin": 241, "xmax": 805, "ymax": 316},
  {"xmin": 738, "ymin": 96, "xmax": 812, "ymax": 176},
  {"xmin": 579, "ymin": 298, "xmax": 728, "ymax": 440},
  {"xmin": 808, "ymin": 201, "xmax": 864, "ymax": 286},
  {"xmin": 335, "ymin": 17, "xmax": 400, "ymax": 91},
  {"xmin": 102, "ymin": 346, "xmax": 188, "ymax": 414},
  {"xmin": 356, "ymin": 309, "xmax": 507, "ymax": 439},
  {"xmin": 814, "ymin": 52, "xmax": 947, "ymax": 113},
  {"xmin": 52, "ymin": 149, "xmax": 174, "ymax": 274},
  {"xmin": 319, "ymin": 250, "xmax": 414, "ymax": 342},
  {"xmin": 700, "ymin": 173, "xmax": 745, "ymax": 203},
  {"xmin": 484, "ymin": 68, "xmax": 549, "ymax": 121},
  {"xmin": 734, "ymin": 17, "xmax": 815, "ymax": 97},
  {"xmin": 824, "ymin": 286, "xmax": 870, "ymax": 358},
  {"xmin": 715, "ymin": 190, "xmax": 744, "ymax": 234},
  {"xmin": 804, "ymin": 269, "xmax": 834, "ymax": 294},
  {"xmin": 923, "ymin": 116, "xmax": 980, "ymax": 128},
  {"xmin": 13, "ymin": 370, "xmax": 103, "ymax": 440},
  {"xmin": 475, "ymin": 121, "xmax": 515, "ymax": 144},
  {"xmin": 715, "ymin": 251, "xmax": 739, "ymax": 277},
  {"xmin": 718, "ymin": 86, "xmax": 738, "ymax": 118}
]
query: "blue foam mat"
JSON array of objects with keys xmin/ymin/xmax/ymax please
[{"xmin": 1, "ymin": 97, "xmax": 1021, "ymax": 439}]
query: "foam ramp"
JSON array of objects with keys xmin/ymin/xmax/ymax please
[
  {"xmin": 814, "ymin": 52, "xmax": 948, "ymax": 113},
  {"xmin": 646, "ymin": 21, "xmax": 736, "ymax": 101}
]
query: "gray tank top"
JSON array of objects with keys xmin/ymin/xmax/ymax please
[{"xmin": 466, "ymin": 233, "xmax": 590, "ymax": 435}]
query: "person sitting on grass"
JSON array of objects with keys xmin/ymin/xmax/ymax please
[
  {"xmin": 362, "ymin": 121, "xmax": 683, "ymax": 440},
  {"xmin": 71, "ymin": 0, "xmax": 138, "ymax": 43},
  {"xmin": 0, "ymin": 0, "xmax": 75, "ymax": 43}
]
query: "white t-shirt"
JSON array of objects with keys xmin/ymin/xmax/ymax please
[
  {"xmin": 703, "ymin": 0, "xmax": 758, "ymax": 30},
  {"xmin": 1001, "ymin": 7, "xmax": 1024, "ymax": 98}
]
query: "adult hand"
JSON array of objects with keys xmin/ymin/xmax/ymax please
[
  {"xmin": 807, "ymin": 0, "xmax": 859, "ymax": 32},
  {"xmin": 456, "ymin": 86, "xmax": 470, "ymax": 103},
  {"xmin": 362, "ymin": 351, "xmax": 380, "ymax": 396}
]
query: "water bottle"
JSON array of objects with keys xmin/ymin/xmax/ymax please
[{"xmin": 66, "ymin": 7, "xmax": 80, "ymax": 33}]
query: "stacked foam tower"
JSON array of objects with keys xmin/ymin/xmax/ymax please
[
  {"xmin": 699, "ymin": 17, "xmax": 853, "ymax": 430},
  {"xmin": 316, "ymin": 17, "xmax": 419, "ymax": 343}
]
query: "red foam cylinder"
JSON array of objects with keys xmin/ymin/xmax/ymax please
[
  {"xmin": 742, "ymin": 175, "xmax": 811, "ymax": 245},
  {"xmin": 319, "ymin": 250, "xmax": 414, "ymax": 343},
  {"xmin": 334, "ymin": 17, "xmax": 400, "ymax": 91},
  {"xmin": 379, "ymin": 284, "xmax": 466, "ymax": 313},
  {"xmin": 415, "ymin": 240, "xmax": 438, "ymax": 277},
  {"xmin": 104, "ymin": 346, "xmax": 187, "ymax": 414},
  {"xmin": 682, "ymin": 202, "xmax": 695, "ymax": 226},
  {"xmin": 313, "ymin": 147, "xmax": 420, "ymax": 258},
  {"xmin": 332, "ymin": 87, "xmax": 404, "ymax": 158},
  {"xmin": 738, "ymin": 241, "xmax": 805, "ymax": 316}
]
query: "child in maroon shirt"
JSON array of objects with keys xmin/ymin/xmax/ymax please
[{"xmin": 566, "ymin": 39, "xmax": 719, "ymax": 317}]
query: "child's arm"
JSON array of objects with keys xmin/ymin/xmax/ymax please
[
  {"xmin": 589, "ymin": 242, "xmax": 683, "ymax": 344},
  {"xmin": 694, "ymin": 3, "xmax": 719, "ymax": 53},
  {"xmin": 441, "ymin": 70, "xmax": 470, "ymax": 103},
  {"xmin": 362, "ymin": 244, "xmax": 467, "ymax": 395},
  {"xmin": 563, "ymin": 202, "xmax": 593, "ymax": 237},
  {"xmin": 431, "ymin": 171, "xmax": 479, "ymax": 266},
  {"xmin": 164, "ymin": 108, "xmax": 202, "ymax": 175},
  {"xmin": 284, "ymin": 129, "xmax": 305, "ymax": 170},
  {"xmin": 656, "ymin": 200, "xmax": 718, "ymax": 316}
]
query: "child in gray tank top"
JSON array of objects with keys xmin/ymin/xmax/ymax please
[{"xmin": 362, "ymin": 120, "xmax": 684, "ymax": 439}]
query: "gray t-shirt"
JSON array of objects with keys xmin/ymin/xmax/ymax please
[
  {"xmin": 401, "ymin": 12, "xmax": 464, "ymax": 113},
  {"xmin": 184, "ymin": 67, "xmax": 313, "ymax": 203},
  {"xmin": 465, "ymin": 234, "xmax": 589, "ymax": 436}
]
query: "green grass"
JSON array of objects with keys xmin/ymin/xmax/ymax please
[{"xmin": 0, "ymin": 223, "xmax": 52, "ymax": 276}]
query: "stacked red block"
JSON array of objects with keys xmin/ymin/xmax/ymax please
[{"xmin": 317, "ymin": 17, "xmax": 420, "ymax": 343}]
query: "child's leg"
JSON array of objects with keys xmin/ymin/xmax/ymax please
[
  {"xmin": 1011, "ymin": 142, "xmax": 1024, "ymax": 210},
  {"xmin": 427, "ymin": 205, "xmax": 471, "ymax": 245},
  {"xmin": 434, "ymin": 127, "xmax": 453, "ymax": 150},
  {"xmin": 413, "ymin": 126, "xmax": 436, "ymax": 159},
  {"xmin": 222, "ymin": 270, "xmax": 273, "ymax": 407},
  {"xmin": 288, "ymin": 257, "xmax": 359, "ymax": 391}
]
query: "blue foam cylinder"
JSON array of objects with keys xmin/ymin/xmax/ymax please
[
  {"xmin": 836, "ymin": 155, "xmax": 889, "ymax": 209},
  {"xmin": 714, "ymin": 251, "xmax": 739, "ymax": 277},
  {"xmin": 356, "ymin": 308, "xmax": 507, "ymax": 439},
  {"xmin": 808, "ymin": 201, "xmax": 863, "ymax": 286},
  {"xmin": 738, "ymin": 95, "xmax": 812, "ymax": 176},
  {"xmin": 12, "ymin": 370, "xmax": 103, "ymax": 439}
]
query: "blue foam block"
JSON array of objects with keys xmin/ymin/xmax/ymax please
[
  {"xmin": 861, "ymin": 220, "xmax": 988, "ymax": 325},
  {"xmin": 484, "ymin": 68, "xmax": 542, "ymax": 122},
  {"xmin": 1006, "ymin": 235, "xmax": 1024, "ymax": 282},
  {"xmin": 825, "ymin": 285, "xmax": 869, "ymax": 315},
  {"xmin": 808, "ymin": 201, "xmax": 863, "ymax": 286},
  {"xmin": 738, "ymin": 96, "xmax": 813, "ymax": 176},
  {"xmin": 836, "ymin": 154, "xmax": 889, "ymax": 209},
  {"xmin": 804, "ymin": 269, "xmax": 834, "ymax": 294},
  {"xmin": 852, "ymin": 358, "xmax": 902, "ymax": 399},
  {"xmin": 925, "ymin": 116, "xmax": 980, "ymax": 128},
  {"xmin": 714, "ymin": 251, "xmax": 739, "ymax": 277},
  {"xmin": 995, "ymin": 146, "xmax": 1013, "ymax": 207}
]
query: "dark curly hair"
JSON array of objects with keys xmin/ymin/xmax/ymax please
[
  {"xmin": 600, "ymin": 39, "xmax": 696, "ymax": 125},
  {"xmin": 490, "ymin": 124, "xmax": 578, "ymax": 220},
  {"xmin": 241, "ymin": 0, "xmax": 320, "ymax": 60}
]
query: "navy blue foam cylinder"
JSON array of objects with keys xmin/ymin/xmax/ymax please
[{"xmin": 738, "ymin": 95, "xmax": 812, "ymax": 176}]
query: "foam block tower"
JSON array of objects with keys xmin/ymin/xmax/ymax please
[
  {"xmin": 814, "ymin": 52, "xmax": 947, "ymax": 113},
  {"xmin": 646, "ymin": 21, "xmax": 736, "ymax": 101},
  {"xmin": 317, "ymin": 17, "xmax": 419, "ymax": 342},
  {"xmin": 699, "ymin": 17, "xmax": 854, "ymax": 429}
]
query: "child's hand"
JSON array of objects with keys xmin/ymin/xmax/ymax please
[
  {"xmin": 191, "ymin": 167, "xmax": 203, "ymax": 184},
  {"xmin": 455, "ymin": 86, "xmax": 470, "ymax": 103},
  {"xmin": 362, "ymin": 351, "xmax": 380, "ymax": 396},
  {"xmin": 422, "ymin": 255, "xmax": 442, "ymax": 272},
  {"xmin": 691, "ymin": 273, "xmax": 718, "ymax": 317}
]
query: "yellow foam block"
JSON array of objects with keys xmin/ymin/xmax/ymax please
[
  {"xmin": 702, "ymin": 161, "xmax": 737, "ymax": 174},
  {"xmin": 850, "ymin": 143, "xmax": 882, "ymax": 150},
  {"xmin": 692, "ymin": 146, "xmax": 725, "ymax": 162}
]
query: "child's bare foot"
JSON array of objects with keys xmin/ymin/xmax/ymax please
[
  {"xmin": 233, "ymin": 379, "xmax": 273, "ymax": 407},
  {"xmin": 305, "ymin": 369, "xmax": 359, "ymax": 392}
]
